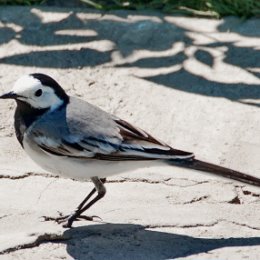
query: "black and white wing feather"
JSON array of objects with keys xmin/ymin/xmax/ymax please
[{"xmin": 29, "ymin": 97, "xmax": 194, "ymax": 161}]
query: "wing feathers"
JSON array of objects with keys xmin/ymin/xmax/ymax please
[
  {"xmin": 32, "ymin": 116, "xmax": 194, "ymax": 161},
  {"xmin": 116, "ymin": 119, "xmax": 167, "ymax": 146},
  {"xmin": 115, "ymin": 119, "xmax": 194, "ymax": 159}
]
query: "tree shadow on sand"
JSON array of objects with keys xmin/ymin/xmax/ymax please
[{"xmin": 0, "ymin": 7, "xmax": 259, "ymax": 106}]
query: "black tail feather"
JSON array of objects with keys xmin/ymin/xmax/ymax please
[{"xmin": 171, "ymin": 159, "xmax": 260, "ymax": 187}]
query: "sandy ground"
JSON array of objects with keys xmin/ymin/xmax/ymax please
[{"xmin": 0, "ymin": 6, "xmax": 260, "ymax": 260}]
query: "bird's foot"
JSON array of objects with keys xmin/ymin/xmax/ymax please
[
  {"xmin": 42, "ymin": 211, "xmax": 102, "ymax": 228},
  {"xmin": 42, "ymin": 212, "xmax": 70, "ymax": 223}
]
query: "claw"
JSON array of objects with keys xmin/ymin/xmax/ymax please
[
  {"xmin": 41, "ymin": 214, "xmax": 71, "ymax": 223},
  {"xmin": 41, "ymin": 215, "xmax": 54, "ymax": 221},
  {"xmin": 78, "ymin": 215, "xmax": 103, "ymax": 221},
  {"xmin": 57, "ymin": 211, "xmax": 64, "ymax": 217}
]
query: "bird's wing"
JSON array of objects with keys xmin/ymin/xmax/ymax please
[
  {"xmin": 107, "ymin": 118, "xmax": 194, "ymax": 160},
  {"xmin": 30, "ymin": 97, "xmax": 194, "ymax": 161}
]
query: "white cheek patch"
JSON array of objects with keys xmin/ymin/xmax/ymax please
[
  {"xmin": 13, "ymin": 75, "xmax": 64, "ymax": 110},
  {"xmin": 29, "ymin": 87, "xmax": 63, "ymax": 110},
  {"xmin": 19, "ymin": 89, "xmax": 63, "ymax": 110},
  {"xmin": 12, "ymin": 75, "xmax": 41, "ymax": 94}
]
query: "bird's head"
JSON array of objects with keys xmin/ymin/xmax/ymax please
[{"xmin": 0, "ymin": 73, "xmax": 69, "ymax": 111}]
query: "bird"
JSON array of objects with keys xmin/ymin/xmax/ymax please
[{"xmin": 0, "ymin": 73, "xmax": 260, "ymax": 228}]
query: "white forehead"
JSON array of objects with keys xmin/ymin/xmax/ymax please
[{"xmin": 12, "ymin": 75, "xmax": 42, "ymax": 93}]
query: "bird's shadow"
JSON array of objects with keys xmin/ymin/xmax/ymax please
[{"xmin": 61, "ymin": 223, "xmax": 260, "ymax": 260}]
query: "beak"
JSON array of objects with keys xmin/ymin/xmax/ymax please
[{"xmin": 0, "ymin": 91, "xmax": 18, "ymax": 99}]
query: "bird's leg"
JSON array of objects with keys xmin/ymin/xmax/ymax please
[
  {"xmin": 74, "ymin": 178, "xmax": 106, "ymax": 212},
  {"xmin": 42, "ymin": 187, "xmax": 97, "ymax": 222},
  {"xmin": 63, "ymin": 177, "xmax": 106, "ymax": 228},
  {"xmin": 43, "ymin": 187, "xmax": 97, "ymax": 222},
  {"xmin": 43, "ymin": 178, "xmax": 106, "ymax": 224}
]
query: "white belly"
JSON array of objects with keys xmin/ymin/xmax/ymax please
[{"xmin": 23, "ymin": 136, "xmax": 161, "ymax": 181}]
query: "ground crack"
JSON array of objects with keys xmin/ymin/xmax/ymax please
[
  {"xmin": 183, "ymin": 195, "xmax": 209, "ymax": 204},
  {"xmin": 0, "ymin": 232, "xmax": 69, "ymax": 255},
  {"xmin": 146, "ymin": 220, "xmax": 260, "ymax": 231},
  {"xmin": 107, "ymin": 177, "xmax": 210, "ymax": 187},
  {"xmin": 145, "ymin": 221, "xmax": 219, "ymax": 229},
  {"xmin": 242, "ymin": 190, "xmax": 260, "ymax": 198},
  {"xmin": 0, "ymin": 214, "xmax": 11, "ymax": 220},
  {"xmin": 228, "ymin": 221, "xmax": 260, "ymax": 231},
  {"xmin": 0, "ymin": 172, "xmax": 58, "ymax": 180}
]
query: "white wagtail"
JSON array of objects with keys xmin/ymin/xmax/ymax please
[{"xmin": 1, "ymin": 73, "xmax": 260, "ymax": 228}]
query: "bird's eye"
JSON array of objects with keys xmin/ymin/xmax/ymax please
[{"xmin": 35, "ymin": 89, "xmax": 42, "ymax": 97}]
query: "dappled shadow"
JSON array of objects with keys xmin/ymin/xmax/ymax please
[
  {"xmin": 0, "ymin": 27, "xmax": 16, "ymax": 45},
  {"xmin": 0, "ymin": 6, "xmax": 259, "ymax": 106},
  {"xmin": 0, "ymin": 48, "xmax": 111, "ymax": 68},
  {"xmin": 143, "ymin": 68, "xmax": 260, "ymax": 104},
  {"xmin": 62, "ymin": 223, "xmax": 260, "ymax": 260},
  {"xmin": 117, "ymin": 52, "xmax": 187, "ymax": 68},
  {"xmin": 223, "ymin": 45, "xmax": 260, "ymax": 79},
  {"xmin": 218, "ymin": 16, "xmax": 260, "ymax": 37},
  {"xmin": 18, "ymin": 12, "xmax": 96, "ymax": 46}
]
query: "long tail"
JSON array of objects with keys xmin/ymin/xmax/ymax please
[{"xmin": 170, "ymin": 159, "xmax": 260, "ymax": 187}]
